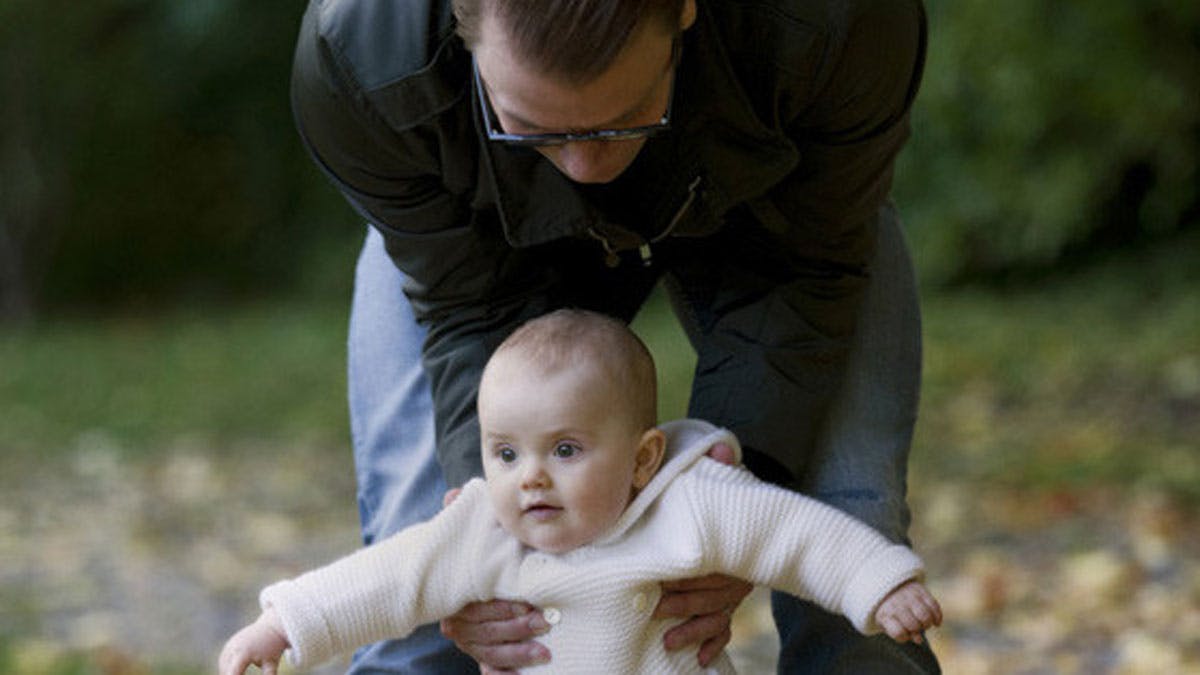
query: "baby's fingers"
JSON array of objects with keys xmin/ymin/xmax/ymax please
[
  {"xmin": 878, "ymin": 614, "xmax": 914, "ymax": 643},
  {"xmin": 919, "ymin": 592, "xmax": 944, "ymax": 628},
  {"xmin": 218, "ymin": 640, "xmax": 250, "ymax": 675},
  {"xmin": 219, "ymin": 648, "xmax": 270, "ymax": 675},
  {"xmin": 880, "ymin": 604, "xmax": 930, "ymax": 644}
]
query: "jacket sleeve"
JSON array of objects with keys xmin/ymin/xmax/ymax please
[
  {"xmin": 766, "ymin": 0, "xmax": 926, "ymax": 274},
  {"xmin": 291, "ymin": 3, "xmax": 552, "ymax": 485},
  {"xmin": 686, "ymin": 0, "xmax": 926, "ymax": 483},
  {"xmin": 681, "ymin": 460, "xmax": 924, "ymax": 634},
  {"xmin": 290, "ymin": 1, "xmax": 469, "ymax": 245},
  {"xmin": 259, "ymin": 481, "xmax": 506, "ymax": 668}
]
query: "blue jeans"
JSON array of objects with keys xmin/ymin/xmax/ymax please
[
  {"xmin": 346, "ymin": 208, "xmax": 938, "ymax": 673},
  {"xmin": 346, "ymin": 229, "xmax": 478, "ymax": 673}
]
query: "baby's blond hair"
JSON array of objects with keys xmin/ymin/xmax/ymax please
[{"xmin": 488, "ymin": 309, "xmax": 658, "ymax": 430}]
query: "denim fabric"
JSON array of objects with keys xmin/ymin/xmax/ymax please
[
  {"xmin": 346, "ymin": 229, "xmax": 477, "ymax": 673},
  {"xmin": 802, "ymin": 204, "xmax": 922, "ymax": 545},
  {"xmin": 766, "ymin": 206, "xmax": 940, "ymax": 674},
  {"xmin": 344, "ymin": 208, "xmax": 937, "ymax": 673}
]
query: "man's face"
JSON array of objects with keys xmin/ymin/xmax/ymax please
[
  {"xmin": 473, "ymin": 11, "xmax": 688, "ymax": 184},
  {"xmin": 478, "ymin": 354, "xmax": 648, "ymax": 553}
]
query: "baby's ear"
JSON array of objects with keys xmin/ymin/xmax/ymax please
[{"xmin": 633, "ymin": 428, "xmax": 667, "ymax": 489}]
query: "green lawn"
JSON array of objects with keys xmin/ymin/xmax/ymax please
[
  {"xmin": 0, "ymin": 302, "xmax": 352, "ymax": 459},
  {"xmin": 914, "ymin": 245, "xmax": 1200, "ymax": 498},
  {"xmin": 2, "ymin": 239, "xmax": 1196, "ymax": 491}
]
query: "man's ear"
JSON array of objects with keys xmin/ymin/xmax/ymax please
[
  {"xmin": 633, "ymin": 428, "xmax": 667, "ymax": 489},
  {"xmin": 679, "ymin": 0, "xmax": 698, "ymax": 31}
]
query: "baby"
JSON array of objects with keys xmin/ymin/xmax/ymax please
[{"xmin": 220, "ymin": 309, "xmax": 941, "ymax": 674}]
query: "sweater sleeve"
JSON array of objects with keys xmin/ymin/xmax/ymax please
[
  {"xmin": 259, "ymin": 480, "xmax": 502, "ymax": 668},
  {"xmin": 680, "ymin": 460, "xmax": 923, "ymax": 634}
]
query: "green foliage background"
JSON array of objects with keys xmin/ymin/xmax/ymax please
[
  {"xmin": 0, "ymin": 0, "xmax": 358, "ymax": 317},
  {"xmin": 894, "ymin": 1, "xmax": 1199, "ymax": 283},
  {"xmin": 0, "ymin": 0, "xmax": 1196, "ymax": 318}
]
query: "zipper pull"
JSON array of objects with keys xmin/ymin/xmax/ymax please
[
  {"xmin": 639, "ymin": 243, "xmax": 653, "ymax": 267},
  {"xmin": 588, "ymin": 227, "xmax": 622, "ymax": 268}
]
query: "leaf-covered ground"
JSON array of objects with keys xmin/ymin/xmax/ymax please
[{"xmin": 3, "ymin": 436, "xmax": 1197, "ymax": 673}]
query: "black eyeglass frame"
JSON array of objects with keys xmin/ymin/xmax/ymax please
[{"xmin": 472, "ymin": 39, "xmax": 680, "ymax": 148}]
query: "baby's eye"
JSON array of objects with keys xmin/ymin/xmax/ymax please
[
  {"xmin": 497, "ymin": 447, "xmax": 517, "ymax": 463},
  {"xmin": 553, "ymin": 443, "xmax": 579, "ymax": 459}
]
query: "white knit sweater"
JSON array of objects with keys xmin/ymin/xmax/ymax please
[{"xmin": 261, "ymin": 420, "xmax": 924, "ymax": 673}]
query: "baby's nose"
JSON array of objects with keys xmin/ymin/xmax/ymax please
[{"xmin": 521, "ymin": 464, "xmax": 551, "ymax": 489}]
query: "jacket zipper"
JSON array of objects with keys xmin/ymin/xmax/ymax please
[
  {"xmin": 587, "ymin": 175, "xmax": 703, "ymax": 268},
  {"xmin": 586, "ymin": 228, "xmax": 623, "ymax": 268}
]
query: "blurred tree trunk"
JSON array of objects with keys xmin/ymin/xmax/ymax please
[
  {"xmin": 0, "ymin": 221, "xmax": 33, "ymax": 323},
  {"xmin": 1, "ymin": 29, "xmax": 33, "ymax": 323},
  {"xmin": 0, "ymin": 14, "xmax": 61, "ymax": 324}
]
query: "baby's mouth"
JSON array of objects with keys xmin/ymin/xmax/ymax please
[{"xmin": 523, "ymin": 503, "xmax": 563, "ymax": 521}]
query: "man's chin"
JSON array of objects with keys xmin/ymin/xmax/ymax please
[
  {"xmin": 554, "ymin": 163, "xmax": 627, "ymax": 185},
  {"xmin": 540, "ymin": 145, "xmax": 644, "ymax": 185}
]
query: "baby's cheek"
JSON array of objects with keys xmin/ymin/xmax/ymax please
[
  {"xmin": 487, "ymin": 487, "xmax": 517, "ymax": 525},
  {"xmin": 584, "ymin": 490, "xmax": 630, "ymax": 531}
]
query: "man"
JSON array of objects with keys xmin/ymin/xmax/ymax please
[{"xmin": 291, "ymin": 0, "xmax": 933, "ymax": 672}]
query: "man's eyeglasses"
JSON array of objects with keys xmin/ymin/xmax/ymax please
[{"xmin": 473, "ymin": 39, "xmax": 680, "ymax": 148}]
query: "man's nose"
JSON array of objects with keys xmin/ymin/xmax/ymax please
[{"xmin": 555, "ymin": 141, "xmax": 612, "ymax": 182}]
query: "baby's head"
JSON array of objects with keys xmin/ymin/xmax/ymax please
[{"xmin": 477, "ymin": 309, "xmax": 666, "ymax": 553}]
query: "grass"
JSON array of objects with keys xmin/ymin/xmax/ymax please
[
  {"xmin": 914, "ymin": 238, "xmax": 1200, "ymax": 498},
  {"xmin": 2, "ymin": 236, "xmax": 1196, "ymax": 491},
  {"xmin": 0, "ymin": 300, "xmax": 352, "ymax": 459}
]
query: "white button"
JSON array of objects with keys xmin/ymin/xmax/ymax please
[
  {"xmin": 632, "ymin": 592, "xmax": 648, "ymax": 613},
  {"xmin": 543, "ymin": 607, "xmax": 561, "ymax": 625}
]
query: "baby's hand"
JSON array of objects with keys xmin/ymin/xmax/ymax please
[
  {"xmin": 874, "ymin": 580, "xmax": 943, "ymax": 644},
  {"xmin": 219, "ymin": 608, "xmax": 290, "ymax": 675}
]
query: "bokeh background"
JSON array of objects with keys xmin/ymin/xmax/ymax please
[{"xmin": 2, "ymin": 1, "xmax": 1198, "ymax": 673}]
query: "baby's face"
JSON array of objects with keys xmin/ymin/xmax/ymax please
[{"xmin": 478, "ymin": 356, "xmax": 648, "ymax": 554}]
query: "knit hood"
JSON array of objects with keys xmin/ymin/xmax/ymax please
[{"xmin": 593, "ymin": 419, "xmax": 740, "ymax": 548}]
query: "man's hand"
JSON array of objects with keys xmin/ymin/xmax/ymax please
[
  {"xmin": 650, "ymin": 441, "xmax": 752, "ymax": 668},
  {"xmin": 874, "ymin": 580, "xmax": 943, "ymax": 644},
  {"xmin": 219, "ymin": 608, "xmax": 289, "ymax": 675},
  {"xmin": 440, "ymin": 600, "xmax": 551, "ymax": 673},
  {"xmin": 654, "ymin": 573, "xmax": 754, "ymax": 666}
]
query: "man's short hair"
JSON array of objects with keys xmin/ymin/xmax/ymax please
[
  {"xmin": 453, "ymin": 0, "xmax": 686, "ymax": 83},
  {"xmin": 490, "ymin": 309, "xmax": 659, "ymax": 430}
]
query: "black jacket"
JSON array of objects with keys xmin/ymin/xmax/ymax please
[{"xmin": 291, "ymin": 0, "xmax": 927, "ymax": 488}]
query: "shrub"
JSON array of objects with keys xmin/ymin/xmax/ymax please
[
  {"xmin": 894, "ymin": 0, "xmax": 1199, "ymax": 284},
  {"xmin": 0, "ymin": 0, "xmax": 358, "ymax": 317}
]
